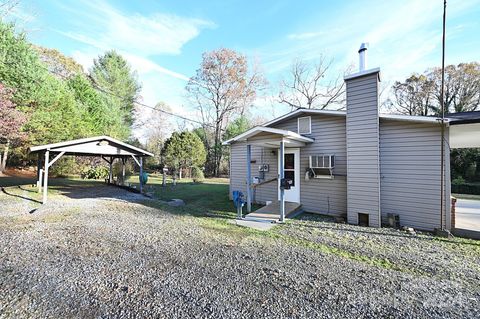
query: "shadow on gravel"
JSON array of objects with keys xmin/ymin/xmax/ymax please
[
  {"xmin": 18, "ymin": 185, "xmax": 39, "ymax": 193},
  {"xmin": 1, "ymin": 187, "xmax": 42, "ymax": 204}
]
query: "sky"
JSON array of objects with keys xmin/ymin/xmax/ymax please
[{"xmin": 11, "ymin": 0, "xmax": 480, "ymax": 139}]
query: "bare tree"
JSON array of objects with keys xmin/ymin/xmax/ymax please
[
  {"xmin": 142, "ymin": 102, "xmax": 174, "ymax": 167},
  {"xmin": 186, "ymin": 48, "xmax": 266, "ymax": 177},
  {"xmin": 390, "ymin": 62, "xmax": 480, "ymax": 116},
  {"xmin": 278, "ymin": 56, "xmax": 346, "ymax": 110},
  {"xmin": 388, "ymin": 74, "xmax": 434, "ymax": 116},
  {"xmin": 429, "ymin": 62, "xmax": 480, "ymax": 114},
  {"xmin": 0, "ymin": 0, "xmax": 19, "ymax": 17}
]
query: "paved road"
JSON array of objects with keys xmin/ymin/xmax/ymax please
[{"xmin": 455, "ymin": 198, "xmax": 480, "ymax": 230}]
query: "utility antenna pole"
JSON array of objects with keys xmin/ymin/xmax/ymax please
[{"xmin": 440, "ymin": 0, "xmax": 447, "ymax": 230}]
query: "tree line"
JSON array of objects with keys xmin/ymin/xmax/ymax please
[
  {"xmin": 0, "ymin": 21, "xmax": 140, "ymax": 174},
  {"xmin": 1, "ymin": 16, "xmax": 479, "ymax": 182}
]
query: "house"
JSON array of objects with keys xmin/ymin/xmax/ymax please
[{"xmin": 223, "ymin": 45, "xmax": 480, "ymax": 232}]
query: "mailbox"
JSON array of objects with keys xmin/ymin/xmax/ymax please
[{"xmin": 280, "ymin": 178, "xmax": 292, "ymax": 190}]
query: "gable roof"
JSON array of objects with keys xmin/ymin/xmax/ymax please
[
  {"xmin": 30, "ymin": 136, "xmax": 154, "ymax": 157},
  {"xmin": 262, "ymin": 108, "xmax": 445, "ymax": 128},
  {"xmin": 222, "ymin": 126, "xmax": 314, "ymax": 145}
]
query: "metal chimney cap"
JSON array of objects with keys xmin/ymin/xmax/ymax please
[{"xmin": 358, "ymin": 42, "xmax": 369, "ymax": 53}]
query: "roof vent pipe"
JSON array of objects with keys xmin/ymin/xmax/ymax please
[{"xmin": 358, "ymin": 43, "xmax": 369, "ymax": 72}]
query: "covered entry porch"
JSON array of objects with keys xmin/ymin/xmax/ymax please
[{"xmin": 223, "ymin": 126, "xmax": 314, "ymax": 224}]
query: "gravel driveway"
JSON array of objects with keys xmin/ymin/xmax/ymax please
[{"xmin": 1, "ymin": 184, "xmax": 479, "ymax": 318}]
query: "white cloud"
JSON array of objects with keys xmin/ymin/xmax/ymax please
[
  {"xmin": 56, "ymin": 0, "xmax": 215, "ymax": 57},
  {"xmin": 258, "ymin": 0, "xmax": 480, "ymax": 85},
  {"xmin": 55, "ymin": 0, "xmax": 214, "ymax": 140}
]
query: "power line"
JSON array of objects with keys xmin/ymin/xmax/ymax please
[
  {"xmin": 85, "ymin": 74, "xmax": 212, "ymax": 128},
  {"xmin": 1, "ymin": 59, "xmax": 211, "ymax": 128}
]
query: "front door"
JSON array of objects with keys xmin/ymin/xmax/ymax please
[{"xmin": 278, "ymin": 148, "xmax": 300, "ymax": 203}]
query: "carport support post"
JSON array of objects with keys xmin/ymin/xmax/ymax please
[
  {"xmin": 139, "ymin": 156, "xmax": 143, "ymax": 194},
  {"xmin": 279, "ymin": 140, "xmax": 285, "ymax": 222},
  {"xmin": 121, "ymin": 158, "xmax": 126, "ymax": 186},
  {"xmin": 37, "ymin": 153, "xmax": 42, "ymax": 192},
  {"xmin": 246, "ymin": 144, "xmax": 252, "ymax": 213},
  {"xmin": 108, "ymin": 156, "xmax": 113, "ymax": 184},
  {"xmin": 42, "ymin": 150, "xmax": 49, "ymax": 204}
]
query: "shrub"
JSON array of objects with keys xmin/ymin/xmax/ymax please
[
  {"xmin": 452, "ymin": 176, "xmax": 465, "ymax": 185},
  {"xmin": 81, "ymin": 166, "xmax": 109, "ymax": 180},
  {"xmin": 191, "ymin": 166, "xmax": 204, "ymax": 183}
]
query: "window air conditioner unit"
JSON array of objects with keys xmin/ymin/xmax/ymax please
[
  {"xmin": 309, "ymin": 155, "xmax": 335, "ymax": 169},
  {"xmin": 307, "ymin": 155, "xmax": 335, "ymax": 179}
]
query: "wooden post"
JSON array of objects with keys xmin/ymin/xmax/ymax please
[
  {"xmin": 162, "ymin": 168, "xmax": 166, "ymax": 187},
  {"xmin": 109, "ymin": 156, "xmax": 113, "ymax": 184},
  {"xmin": 42, "ymin": 150, "xmax": 49, "ymax": 204},
  {"xmin": 121, "ymin": 158, "xmax": 126, "ymax": 186},
  {"xmin": 279, "ymin": 140, "xmax": 285, "ymax": 222},
  {"xmin": 139, "ymin": 156, "xmax": 143, "ymax": 194},
  {"xmin": 246, "ymin": 144, "xmax": 252, "ymax": 213},
  {"xmin": 37, "ymin": 153, "xmax": 42, "ymax": 192}
]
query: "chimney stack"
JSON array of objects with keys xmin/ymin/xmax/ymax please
[
  {"xmin": 358, "ymin": 43, "xmax": 369, "ymax": 72},
  {"xmin": 344, "ymin": 43, "xmax": 381, "ymax": 228}
]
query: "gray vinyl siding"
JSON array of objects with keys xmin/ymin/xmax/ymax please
[
  {"xmin": 229, "ymin": 142, "xmax": 277, "ymax": 204},
  {"xmin": 379, "ymin": 120, "xmax": 450, "ymax": 231},
  {"xmin": 345, "ymin": 72, "xmax": 381, "ymax": 227},
  {"xmin": 272, "ymin": 115, "xmax": 347, "ymax": 216}
]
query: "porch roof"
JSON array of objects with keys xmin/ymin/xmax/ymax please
[{"xmin": 222, "ymin": 126, "xmax": 314, "ymax": 147}]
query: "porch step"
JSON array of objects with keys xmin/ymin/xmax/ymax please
[{"xmin": 244, "ymin": 201, "xmax": 303, "ymax": 222}]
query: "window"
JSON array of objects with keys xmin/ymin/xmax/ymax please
[
  {"xmin": 298, "ymin": 116, "xmax": 311, "ymax": 135},
  {"xmin": 284, "ymin": 154, "xmax": 295, "ymax": 186}
]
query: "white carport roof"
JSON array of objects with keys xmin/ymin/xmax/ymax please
[
  {"xmin": 448, "ymin": 111, "xmax": 480, "ymax": 148},
  {"xmin": 449, "ymin": 123, "xmax": 480, "ymax": 148},
  {"xmin": 222, "ymin": 126, "xmax": 314, "ymax": 147},
  {"xmin": 30, "ymin": 135, "xmax": 154, "ymax": 157}
]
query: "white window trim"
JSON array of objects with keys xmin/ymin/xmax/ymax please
[{"xmin": 297, "ymin": 116, "xmax": 311, "ymax": 135}]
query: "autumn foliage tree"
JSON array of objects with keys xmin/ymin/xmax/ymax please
[
  {"xmin": 186, "ymin": 48, "xmax": 265, "ymax": 176},
  {"xmin": 0, "ymin": 83, "xmax": 26, "ymax": 173}
]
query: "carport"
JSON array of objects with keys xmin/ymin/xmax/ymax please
[
  {"xmin": 29, "ymin": 136, "xmax": 153, "ymax": 204},
  {"xmin": 448, "ymin": 111, "xmax": 480, "ymax": 237}
]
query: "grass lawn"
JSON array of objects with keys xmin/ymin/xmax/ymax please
[{"xmin": 126, "ymin": 175, "xmax": 260, "ymax": 216}]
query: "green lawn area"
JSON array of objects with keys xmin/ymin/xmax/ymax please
[{"xmin": 125, "ymin": 175, "xmax": 258, "ymax": 218}]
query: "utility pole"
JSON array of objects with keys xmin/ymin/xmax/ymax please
[{"xmin": 440, "ymin": 0, "xmax": 447, "ymax": 230}]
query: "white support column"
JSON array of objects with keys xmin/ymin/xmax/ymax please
[
  {"xmin": 121, "ymin": 158, "xmax": 126, "ymax": 186},
  {"xmin": 139, "ymin": 156, "xmax": 143, "ymax": 194},
  {"xmin": 246, "ymin": 144, "xmax": 252, "ymax": 213},
  {"xmin": 279, "ymin": 140, "xmax": 285, "ymax": 222},
  {"xmin": 109, "ymin": 156, "xmax": 113, "ymax": 184},
  {"xmin": 38, "ymin": 169, "xmax": 43, "ymax": 193},
  {"xmin": 37, "ymin": 153, "xmax": 42, "ymax": 193},
  {"xmin": 42, "ymin": 150, "xmax": 49, "ymax": 204}
]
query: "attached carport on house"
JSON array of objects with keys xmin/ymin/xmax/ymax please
[
  {"xmin": 448, "ymin": 111, "xmax": 480, "ymax": 236},
  {"xmin": 29, "ymin": 136, "xmax": 153, "ymax": 204}
]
